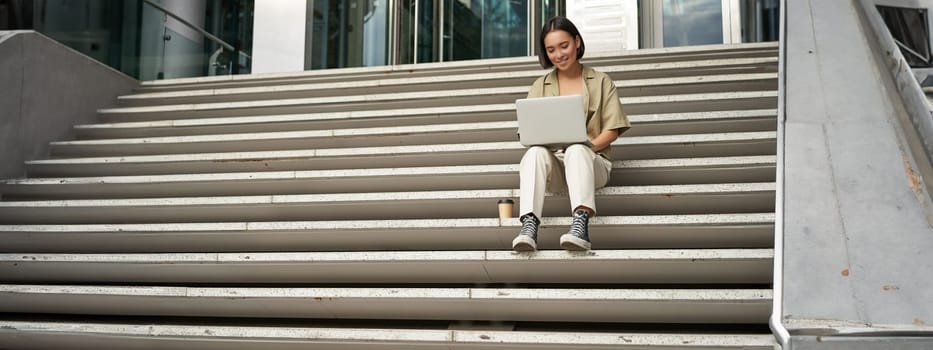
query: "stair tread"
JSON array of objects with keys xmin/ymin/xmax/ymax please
[
  {"xmin": 62, "ymin": 110, "xmax": 780, "ymax": 146},
  {"xmin": 0, "ymin": 213, "xmax": 775, "ymax": 252},
  {"xmin": 0, "ymin": 213, "xmax": 775, "ymax": 232},
  {"xmin": 1, "ymin": 248, "xmax": 774, "ymax": 263},
  {"xmin": 0, "ymin": 320, "xmax": 778, "ymax": 349},
  {"xmin": 79, "ymin": 108, "xmax": 779, "ymax": 130},
  {"xmin": 72, "ymin": 108, "xmax": 778, "ymax": 140},
  {"xmin": 7, "ymin": 156, "xmax": 776, "ymax": 186},
  {"xmin": 118, "ymin": 68, "xmax": 777, "ymax": 102},
  {"xmin": 0, "ymin": 183, "xmax": 775, "ymax": 207},
  {"xmin": 31, "ymin": 133, "xmax": 778, "ymax": 165},
  {"xmin": 0, "ymin": 249, "xmax": 773, "ymax": 284},
  {"xmin": 99, "ymin": 88, "xmax": 778, "ymax": 116},
  {"xmin": 0, "ymin": 285, "xmax": 772, "ymax": 323}
]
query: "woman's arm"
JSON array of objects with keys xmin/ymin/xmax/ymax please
[{"xmin": 590, "ymin": 128, "xmax": 620, "ymax": 153}]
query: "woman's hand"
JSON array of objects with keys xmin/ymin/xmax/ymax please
[{"xmin": 590, "ymin": 129, "xmax": 620, "ymax": 153}]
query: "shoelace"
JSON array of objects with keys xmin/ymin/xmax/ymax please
[
  {"xmin": 569, "ymin": 210, "xmax": 590, "ymax": 240},
  {"xmin": 519, "ymin": 215, "xmax": 539, "ymax": 240}
]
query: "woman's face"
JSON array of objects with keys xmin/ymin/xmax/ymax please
[{"xmin": 543, "ymin": 29, "xmax": 580, "ymax": 71}]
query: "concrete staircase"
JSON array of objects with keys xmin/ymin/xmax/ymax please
[{"xmin": 0, "ymin": 42, "xmax": 779, "ymax": 349}]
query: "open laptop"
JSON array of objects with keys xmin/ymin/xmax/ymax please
[{"xmin": 515, "ymin": 95, "xmax": 590, "ymax": 148}]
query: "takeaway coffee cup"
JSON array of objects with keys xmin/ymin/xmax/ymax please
[{"xmin": 497, "ymin": 199, "xmax": 514, "ymax": 219}]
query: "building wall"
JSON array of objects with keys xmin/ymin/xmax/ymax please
[
  {"xmin": 0, "ymin": 31, "xmax": 136, "ymax": 181},
  {"xmin": 252, "ymin": 0, "xmax": 306, "ymax": 74}
]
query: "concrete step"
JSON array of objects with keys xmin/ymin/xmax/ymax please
[
  {"xmin": 0, "ymin": 320, "xmax": 778, "ymax": 349},
  {"xmin": 0, "ymin": 183, "xmax": 775, "ymax": 224},
  {"xmin": 52, "ymin": 112, "xmax": 777, "ymax": 157},
  {"xmin": 0, "ymin": 213, "xmax": 775, "ymax": 253},
  {"xmin": 117, "ymin": 65, "xmax": 777, "ymax": 107},
  {"xmin": 97, "ymin": 88, "xmax": 778, "ymax": 122},
  {"xmin": 73, "ymin": 108, "xmax": 777, "ymax": 140},
  {"xmin": 0, "ymin": 285, "xmax": 772, "ymax": 324},
  {"xmin": 26, "ymin": 133, "xmax": 777, "ymax": 177},
  {"xmin": 2, "ymin": 156, "xmax": 776, "ymax": 199},
  {"xmin": 0, "ymin": 249, "xmax": 773, "ymax": 284},
  {"xmin": 134, "ymin": 42, "xmax": 778, "ymax": 92}
]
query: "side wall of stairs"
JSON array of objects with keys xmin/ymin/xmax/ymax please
[{"xmin": 0, "ymin": 31, "xmax": 138, "ymax": 180}]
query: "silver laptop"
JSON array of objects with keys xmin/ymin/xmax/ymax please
[{"xmin": 516, "ymin": 95, "xmax": 590, "ymax": 147}]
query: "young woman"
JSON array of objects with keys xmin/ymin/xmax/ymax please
[{"xmin": 513, "ymin": 16, "xmax": 630, "ymax": 252}]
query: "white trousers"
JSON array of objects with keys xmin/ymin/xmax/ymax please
[{"xmin": 519, "ymin": 144, "xmax": 612, "ymax": 219}]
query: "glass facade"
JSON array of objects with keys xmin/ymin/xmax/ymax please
[
  {"xmin": 0, "ymin": 0, "xmax": 253, "ymax": 80},
  {"xmin": 1, "ymin": 0, "xmax": 780, "ymax": 77},
  {"xmin": 311, "ymin": 0, "xmax": 560, "ymax": 69},
  {"xmin": 306, "ymin": 0, "xmax": 388, "ymax": 70},
  {"xmin": 443, "ymin": 0, "xmax": 528, "ymax": 61},
  {"xmin": 661, "ymin": 0, "xmax": 723, "ymax": 47}
]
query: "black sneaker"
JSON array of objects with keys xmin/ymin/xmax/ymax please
[
  {"xmin": 560, "ymin": 209, "xmax": 591, "ymax": 251},
  {"xmin": 512, "ymin": 213, "xmax": 540, "ymax": 251}
]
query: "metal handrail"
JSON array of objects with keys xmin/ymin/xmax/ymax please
[
  {"xmin": 769, "ymin": 0, "xmax": 792, "ymax": 347},
  {"xmin": 141, "ymin": 0, "xmax": 251, "ymax": 60}
]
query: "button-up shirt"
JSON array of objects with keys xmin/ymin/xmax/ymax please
[{"xmin": 526, "ymin": 64, "xmax": 631, "ymax": 160}]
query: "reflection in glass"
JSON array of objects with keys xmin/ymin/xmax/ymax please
[
  {"xmin": 662, "ymin": 0, "xmax": 722, "ymax": 47},
  {"xmin": 5, "ymin": 0, "xmax": 253, "ymax": 80},
  {"xmin": 741, "ymin": 0, "xmax": 779, "ymax": 43},
  {"xmin": 443, "ymin": 0, "xmax": 528, "ymax": 61},
  {"xmin": 307, "ymin": 0, "xmax": 388, "ymax": 70}
]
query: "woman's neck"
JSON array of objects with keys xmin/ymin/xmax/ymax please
[{"xmin": 557, "ymin": 62, "xmax": 583, "ymax": 80}]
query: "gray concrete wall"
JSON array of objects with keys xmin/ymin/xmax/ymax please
[
  {"xmin": 0, "ymin": 31, "xmax": 137, "ymax": 181},
  {"xmin": 782, "ymin": 0, "xmax": 933, "ymax": 339}
]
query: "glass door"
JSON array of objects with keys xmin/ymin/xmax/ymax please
[
  {"xmin": 661, "ymin": 0, "xmax": 724, "ymax": 47},
  {"xmin": 306, "ymin": 0, "xmax": 389, "ymax": 70},
  {"xmin": 312, "ymin": 0, "xmax": 561, "ymax": 69},
  {"xmin": 441, "ymin": 0, "xmax": 529, "ymax": 61},
  {"xmin": 397, "ymin": 0, "xmax": 559, "ymax": 65}
]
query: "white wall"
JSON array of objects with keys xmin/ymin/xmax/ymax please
[
  {"xmin": 566, "ymin": 0, "xmax": 639, "ymax": 53},
  {"xmin": 252, "ymin": 0, "xmax": 307, "ymax": 74}
]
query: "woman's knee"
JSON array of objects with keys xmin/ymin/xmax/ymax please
[
  {"xmin": 564, "ymin": 144, "xmax": 594, "ymax": 158},
  {"xmin": 521, "ymin": 146, "xmax": 551, "ymax": 164}
]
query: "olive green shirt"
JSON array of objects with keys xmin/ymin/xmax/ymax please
[{"xmin": 526, "ymin": 65, "xmax": 631, "ymax": 160}]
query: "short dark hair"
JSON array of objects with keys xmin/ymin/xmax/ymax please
[{"xmin": 537, "ymin": 16, "xmax": 585, "ymax": 69}]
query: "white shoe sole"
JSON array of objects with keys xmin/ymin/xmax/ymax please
[
  {"xmin": 560, "ymin": 234, "xmax": 591, "ymax": 251},
  {"xmin": 512, "ymin": 235, "xmax": 537, "ymax": 252}
]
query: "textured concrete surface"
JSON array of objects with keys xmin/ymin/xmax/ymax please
[
  {"xmin": 23, "ymin": 133, "xmax": 777, "ymax": 177},
  {"xmin": 782, "ymin": 0, "xmax": 933, "ymax": 336},
  {"xmin": 0, "ymin": 285, "xmax": 772, "ymax": 323},
  {"xmin": 0, "ymin": 31, "xmax": 137, "ymax": 181},
  {"xmin": 118, "ymin": 64, "xmax": 776, "ymax": 103},
  {"xmin": 0, "ymin": 321, "xmax": 776, "ymax": 349},
  {"xmin": 0, "ymin": 183, "xmax": 775, "ymax": 224},
  {"xmin": 98, "ymin": 86, "xmax": 776, "ymax": 117},
  {"xmin": 0, "ymin": 249, "xmax": 772, "ymax": 284},
  {"xmin": 73, "ymin": 107, "xmax": 775, "ymax": 139},
  {"xmin": 0, "ymin": 156, "xmax": 775, "ymax": 199},
  {"xmin": 0, "ymin": 213, "xmax": 775, "ymax": 253}
]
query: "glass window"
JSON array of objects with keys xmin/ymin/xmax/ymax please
[
  {"xmin": 877, "ymin": 5, "xmax": 931, "ymax": 67},
  {"xmin": 741, "ymin": 0, "xmax": 779, "ymax": 43},
  {"xmin": 306, "ymin": 0, "xmax": 389, "ymax": 70},
  {"xmin": 5, "ymin": 0, "xmax": 253, "ymax": 80},
  {"xmin": 662, "ymin": 0, "xmax": 723, "ymax": 47},
  {"xmin": 443, "ymin": 0, "xmax": 528, "ymax": 61}
]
